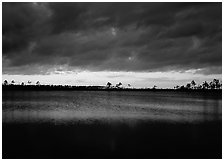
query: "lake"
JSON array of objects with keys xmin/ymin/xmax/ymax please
[{"xmin": 2, "ymin": 90, "xmax": 222, "ymax": 158}]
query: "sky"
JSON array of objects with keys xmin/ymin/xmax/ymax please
[{"xmin": 2, "ymin": 2, "xmax": 222, "ymax": 88}]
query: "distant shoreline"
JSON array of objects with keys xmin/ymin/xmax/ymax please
[{"xmin": 2, "ymin": 85, "xmax": 222, "ymax": 93}]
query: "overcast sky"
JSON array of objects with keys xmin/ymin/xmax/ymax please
[{"xmin": 2, "ymin": 2, "xmax": 222, "ymax": 88}]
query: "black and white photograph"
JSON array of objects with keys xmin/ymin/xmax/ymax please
[{"xmin": 2, "ymin": 1, "xmax": 222, "ymax": 159}]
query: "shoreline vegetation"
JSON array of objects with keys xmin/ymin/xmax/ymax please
[{"xmin": 2, "ymin": 79, "xmax": 222, "ymax": 92}]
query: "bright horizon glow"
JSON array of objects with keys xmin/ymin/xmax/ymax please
[{"xmin": 2, "ymin": 71, "xmax": 222, "ymax": 89}]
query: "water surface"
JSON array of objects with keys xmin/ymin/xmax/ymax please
[
  {"xmin": 3, "ymin": 90, "xmax": 221, "ymax": 124},
  {"xmin": 2, "ymin": 90, "xmax": 222, "ymax": 158}
]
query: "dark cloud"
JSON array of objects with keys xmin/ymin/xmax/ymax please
[
  {"xmin": 2, "ymin": 3, "xmax": 51, "ymax": 53},
  {"xmin": 47, "ymin": 3, "xmax": 88, "ymax": 34},
  {"xmin": 2, "ymin": 2, "xmax": 222, "ymax": 75}
]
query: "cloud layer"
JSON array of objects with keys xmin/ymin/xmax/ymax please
[{"xmin": 3, "ymin": 2, "xmax": 222, "ymax": 75}]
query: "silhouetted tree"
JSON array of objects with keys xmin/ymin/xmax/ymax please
[
  {"xmin": 28, "ymin": 81, "xmax": 32, "ymax": 85},
  {"xmin": 174, "ymin": 85, "xmax": 179, "ymax": 89},
  {"xmin": 3, "ymin": 80, "xmax": 8, "ymax": 85},
  {"xmin": 202, "ymin": 81, "xmax": 209, "ymax": 89},
  {"xmin": 180, "ymin": 85, "xmax": 185, "ymax": 90},
  {"xmin": 21, "ymin": 82, "xmax": 25, "ymax": 86},
  {"xmin": 191, "ymin": 80, "xmax": 196, "ymax": 89},
  {"xmin": 106, "ymin": 82, "xmax": 112, "ymax": 88},
  {"xmin": 213, "ymin": 79, "xmax": 221, "ymax": 89},
  {"xmin": 116, "ymin": 82, "xmax": 122, "ymax": 88},
  {"xmin": 186, "ymin": 83, "xmax": 191, "ymax": 89},
  {"xmin": 36, "ymin": 81, "xmax": 40, "ymax": 86},
  {"xmin": 152, "ymin": 85, "xmax": 157, "ymax": 89},
  {"xmin": 11, "ymin": 80, "xmax": 15, "ymax": 85},
  {"xmin": 197, "ymin": 84, "xmax": 202, "ymax": 89},
  {"xmin": 209, "ymin": 81, "xmax": 215, "ymax": 89}
]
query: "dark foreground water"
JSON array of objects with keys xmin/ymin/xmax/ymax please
[{"xmin": 2, "ymin": 90, "xmax": 222, "ymax": 158}]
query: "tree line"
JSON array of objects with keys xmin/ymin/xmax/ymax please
[
  {"xmin": 3, "ymin": 80, "xmax": 41, "ymax": 86},
  {"xmin": 2, "ymin": 79, "xmax": 222, "ymax": 90},
  {"xmin": 174, "ymin": 79, "xmax": 222, "ymax": 90}
]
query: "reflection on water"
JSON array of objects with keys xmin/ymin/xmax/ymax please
[{"xmin": 2, "ymin": 91, "xmax": 222, "ymax": 123}]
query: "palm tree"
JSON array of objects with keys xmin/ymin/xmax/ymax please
[
  {"xmin": 106, "ymin": 82, "xmax": 112, "ymax": 88},
  {"xmin": 152, "ymin": 85, "xmax": 157, "ymax": 89},
  {"xmin": 36, "ymin": 81, "xmax": 40, "ymax": 86},
  {"xmin": 3, "ymin": 80, "xmax": 8, "ymax": 85},
  {"xmin": 191, "ymin": 80, "xmax": 196, "ymax": 89},
  {"xmin": 11, "ymin": 80, "xmax": 15, "ymax": 85},
  {"xmin": 28, "ymin": 81, "xmax": 32, "ymax": 85}
]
